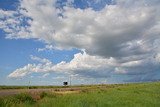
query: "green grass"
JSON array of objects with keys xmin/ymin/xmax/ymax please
[
  {"xmin": 0, "ymin": 82, "xmax": 160, "ymax": 107},
  {"xmin": 0, "ymin": 93, "xmax": 35, "ymax": 107}
]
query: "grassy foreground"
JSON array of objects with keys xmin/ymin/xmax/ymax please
[{"xmin": 0, "ymin": 82, "xmax": 160, "ymax": 107}]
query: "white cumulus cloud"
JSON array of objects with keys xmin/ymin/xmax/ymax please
[
  {"xmin": 1, "ymin": 0, "xmax": 160, "ymax": 81},
  {"xmin": 8, "ymin": 51, "xmax": 116, "ymax": 78}
]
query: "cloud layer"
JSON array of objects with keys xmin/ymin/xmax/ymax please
[
  {"xmin": 8, "ymin": 52, "xmax": 114, "ymax": 78},
  {"xmin": 1, "ymin": 0, "xmax": 160, "ymax": 82}
]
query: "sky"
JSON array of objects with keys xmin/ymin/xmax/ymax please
[{"xmin": 0, "ymin": 0, "xmax": 160, "ymax": 85}]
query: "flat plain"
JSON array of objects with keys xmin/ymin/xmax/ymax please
[{"xmin": 0, "ymin": 82, "xmax": 160, "ymax": 107}]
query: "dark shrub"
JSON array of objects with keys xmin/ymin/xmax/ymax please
[
  {"xmin": 40, "ymin": 92, "xmax": 48, "ymax": 99},
  {"xmin": 14, "ymin": 93, "xmax": 35, "ymax": 104}
]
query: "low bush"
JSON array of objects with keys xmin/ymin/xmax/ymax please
[
  {"xmin": 40, "ymin": 92, "xmax": 48, "ymax": 99},
  {"xmin": 14, "ymin": 93, "xmax": 35, "ymax": 103},
  {"xmin": 0, "ymin": 93, "xmax": 35, "ymax": 107}
]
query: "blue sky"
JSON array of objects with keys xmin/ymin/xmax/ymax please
[{"xmin": 0, "ymin": 0, "xmax": 160, "ymax": 85}]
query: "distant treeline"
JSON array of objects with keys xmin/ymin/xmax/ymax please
[{"xmin": 0, "ymin": 81, "xmax": 158, "ymax": 90}]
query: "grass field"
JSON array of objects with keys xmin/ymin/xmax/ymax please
[
  {"xmin": 0, "ymin": 85, "xmax": 65, "ymax": 90},
  {"xmin": 0, "ymin": 82, "xmax": 160, "ymax": 107}
]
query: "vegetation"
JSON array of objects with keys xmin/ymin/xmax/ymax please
[
  {"xmin": 0, "ymin": 85, "xmax": 64, "ymax": 90},
  {"xmin": 0, "ymin": 82, "xmax": 160, "ymax": 107},
  {"xmin": 0, "ymin": 93, "xmax": 35, "ymax": 107}
]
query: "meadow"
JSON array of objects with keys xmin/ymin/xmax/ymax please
[{"xmin": 0, "ymin": 82, "xmax": 160, "ymax": 107}]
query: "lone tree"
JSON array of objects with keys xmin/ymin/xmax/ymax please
[{"xmin": 63, "ymin": 82, "xmax": 68, "ymax": 86}]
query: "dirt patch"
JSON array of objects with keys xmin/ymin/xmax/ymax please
[
  {"xmin": 0, "ymin": 88, "xmax": 82, "ymax": 97},
  {"xmin": 54, "ymin": 90, "xmax": 80, "ymax": 95}
]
